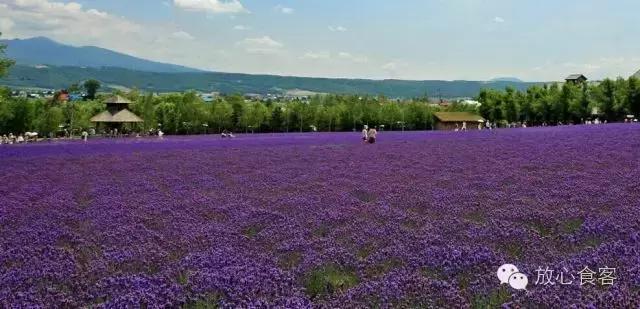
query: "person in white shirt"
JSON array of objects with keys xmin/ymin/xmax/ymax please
[
  {"xmin": 361, "ymin": 125, "xmax": 369, "ymax": 143},
  {"xmin": 367, "ymin": 126, "xmax": 378, "ymax": 144},
  {"xmin": 461, "ymin": 121, "xmax": 468, "ymax": 131},
  {"xmin": 16, "ymin": 135, "xmax": 25, "ymax": 144},
  {"xmin": 82, "ymin": 131, "xmax": 88, "ymax": 142}
]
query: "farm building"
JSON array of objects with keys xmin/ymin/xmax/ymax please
[
  {"xmin": 433, "ymin": 112, "xmax": 484, "ymax": 131},
  {"xmin": 565, "ymin": 74, "xmax": 588, "ymax": 84}
]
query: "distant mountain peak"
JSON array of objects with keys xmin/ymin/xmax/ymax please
[
  {"xmin": 2, "ymin": 36, "xmax": 203, "ymax": 73},
  {"xmin": 490, "ymin": 77, "xmax": 523, "ymax": 82}
]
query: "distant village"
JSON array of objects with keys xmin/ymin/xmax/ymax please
[{"xmin": 8, "ymin": 74, "xmax": 600, "ymax": 108}]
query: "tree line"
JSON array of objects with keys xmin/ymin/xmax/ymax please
[
  {"xmin": 1, "ymin": 77, "xmax": 640, "ymax": 136},
  {"xmin": 1, "ymin": 33, "xmax": 640, "ymax": 136},
  {"xmin": 478, "ymin": 78, "xmax": 640, "ymax": 125}
]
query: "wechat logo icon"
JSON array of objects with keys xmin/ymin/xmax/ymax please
[{"xmin": 497, "ymin": 264, "xmax": 528, "ymax": 291}]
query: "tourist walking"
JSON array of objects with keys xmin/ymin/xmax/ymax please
[
  {"xmin": 82, "ymin": 131, "xmax": 88, "ymax": 142},
  {"xmin": 361, "ymin": 125, "xmax": 369, "ymax": 143},
  {"xmin": 462, "ymin": 121, "xmax": 468, "ymax": 131},
  {"xmin": 367, "ymin": 126, "xmax": 378, "ymax": 144}
]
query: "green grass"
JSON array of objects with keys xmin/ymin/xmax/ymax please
[
  {"xmin": 471, "ymin": 286, "xmax": 512, "ymax": 309},
  {"xmin": 177, "ymin": 271, "xmax": 189, "ymax": 286},
  {"xmin": 498, "ymin": 242, "xmax": 524, "ymax": 259},
  {"xmin": 527, "ymin": 220, "xmax": 553, "ymax": 237},
  {"xmin": 561, "ymin": 218, "xmax": 584, "ymax": 234},
  {"xmin": 279, "ymin": 251, "xmax": 302, "ymax": 269},
  {"xmin": 352, "ymin": 189, "xmax": 377, "ymax": 203},
  {"xmin": 365, "ymin": 259, "xmax": 403, "ymax": 278},
  {"xmin": 463, "ymin": 211, "xmax": 486, "ymax": 225},
  {"xmin": 182, "ymin": 293, "xmax": 222, "ymax": 309},
  {"xmin": 242, "ymin": 225, "xmax": 262, "ymax": 239},
  {"xmin": 304, "ymin": 265, "xmax": 359, "ymax": 298}
]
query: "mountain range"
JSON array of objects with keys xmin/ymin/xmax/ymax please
[
  {"xmin": 3, "ymin": 37, "xmax": 200, "ymax": 73},
  {"xmin": 1, "ymin": 37, "xmax": 542, "ymax": 97}
]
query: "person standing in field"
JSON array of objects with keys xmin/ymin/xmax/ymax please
[
  {"xmin": 368, "ymin": 126, "xmax": 378, "ymax": 144},
  {"xmin": 82, "ymin": 131, "xmax": 88, "ymax": 142},
  {"xmin": 462, "ymin": 121, "xmax": 468, "ymax": 131},
  {"xmin": 362, "ymin": 125, "xmax": 369, "ymax": 143}
]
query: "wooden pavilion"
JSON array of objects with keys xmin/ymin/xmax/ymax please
[{"xmin": 90, "ymin": 95, "xmax": 144, "ymax": 130}]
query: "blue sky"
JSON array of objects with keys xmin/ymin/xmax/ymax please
[{"xmin": 1, "ymin": 0, "xmax": 639, "ymax": 81}]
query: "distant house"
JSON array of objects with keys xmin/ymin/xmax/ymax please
[
  {"xmin": 434, "ymin": 112, "xmax": 484, "ymax": 131},
  {"xmin": 565, "ymin": 74, "xmax": 588, "ymax": 84}
]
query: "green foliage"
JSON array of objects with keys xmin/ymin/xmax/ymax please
[
  {"xmin": 83, "ymin": 79, "xmax": 101, "ymax": 100},
  {"xmin": 1, "ymin": 76, "xmax": 638, "ymax": 136},
  {"xmin": 471, "ymin": 286, "xmax": 512, "ymax": 309},
  {"xmin": 304, "ymin": 265, "xmax": 358, "ymax": 298},
  {"xmin": 3, "ymin": 64, "xmax": 537, "ymax": 98},
  {"xmin": 478, "ymin": 78, "xmax": 637, "ymax": 124},
  {"xmin": 0, "ymin": 33, "xmax": 14, "ymax": 78}
]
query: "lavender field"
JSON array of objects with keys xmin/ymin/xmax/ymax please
[{"xmin": 1, "ymin": 125, "xmax": 639, "ymax": 307}]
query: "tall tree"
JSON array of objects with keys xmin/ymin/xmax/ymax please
[
  {"xmin": 627, "ymin": 77, "xmax": 640, "ymax": 118},
  {"xmin": 0, "ymin": 33, "xmax": 14, "ymax": 78},
  {"xmin": 83, "ymin": 79, "xmax": 101, "ymax": 100},
  {"xmin": 596, "ymin": 79, "xmax": 617, "ymax": 121}
]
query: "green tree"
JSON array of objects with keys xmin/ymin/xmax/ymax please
[
  {"xmin": 131, "ymin": 94, "xmax": 157, "ymax": 132},
  {"xmin": 210, "ymin": 100, "xmax": 234, "ymax": 132},
  {"xmin": 155, "ymin": 101, "xmax": 177, "ymax": 133},
  {"xmin": 627, "ymin": 77, "xmax": 640, "ymax": 118},
  {"xmin": 83, "ymin": 79, "xmax": 101, "ymax": 100},
  {"xmin": 37, "ymin": 106, "xmax": 64, "ymax": 137},
  {"xmin": 270, "ymin": 105, "xmax": 285, "ymax": 132},
  {"xmin": 595, "ymin": 79, "xmax": 617, "ymax": 121},
  {"xmin": 503, "ymin": 87, "xmax": 518, "ymax": 123},
  {"xmin": 0, "ymin": 33, "xmax": 14, "ymax": 78}
]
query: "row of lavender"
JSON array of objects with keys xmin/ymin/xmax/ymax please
[{"xmin": 1, "ymin": 126, "xmax": 639, "ymax": 307}]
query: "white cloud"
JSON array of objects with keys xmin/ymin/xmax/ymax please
[
  {"xmin": 338, "ymin": 52, "xmax": 368, "ymax": 63},
  {"xmin": 171, "ymin": 30, "xmax": 194, "ymax": 40},
  {"xmin": 1, "ymin": 0, "xmax": 143, "ymax": 46},
  {"xmin": 0, "ymin": 0, "xmax": 218, "ymax": 68},
  {"xmin": 382, "ymin": 60, "xmax": 409, "ymax": 77},
  {"xmin": 0, "ymin": 17, "xmax": 14, "ymax": 32},
  {"xmin": 599, "ymin": 57, "xmax": 625, "ymax": 65},
  {"xmin": 233, "ymin": 25, "xmax": 250, "ymax": 30},
  {"xmin": 275, "ymin": 5, "xmax": 294, "ymax": 14},
  {"xmin": 237, "ymin": 36, "xmax": 283, "ymax": 54},
  {"xmin": 493, "ymin": 16, "xmax": 505, "ymax": 23},
  {"xmin": 328, "ymin": 25, "xmax": 347, "ymax": 32},
  {"xmin": 301, "ymin": 51, "xmax": 331, "ymax": 60},
  {"xmin": 173, "ymin": 0, "xmax": 246, "ymax": 14},
  {"xmin": 563, "ymin": 62, "xmax": 601, "ymax": 71}
]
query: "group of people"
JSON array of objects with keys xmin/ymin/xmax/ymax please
[
  {"xmin": 0, "ymin": 132, "xmax": 40, "ymax": 145},
  {"xmin": 361, "ymin": 125, "xmax": 378, "ymax": 144},
  {"xmin": 221, "ymin": 130, "xmax": 236, "ymax": 138},
  {"xmin": 1, "ymin": 133, "xmax": 24, "ymax": 144}
]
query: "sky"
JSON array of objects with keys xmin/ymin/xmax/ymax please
[{"xmin": 0, "ymin": 0, "xmax": 639, "ymax": 81}]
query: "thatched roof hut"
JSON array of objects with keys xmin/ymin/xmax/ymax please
[{"xmin": 90, "ymin": 95, "xmax": 144, "ymax": 126}]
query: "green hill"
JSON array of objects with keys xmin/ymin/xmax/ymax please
[{"xmin": 2, "ymin": 65, "xmax": 540, "ymax": 98}]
